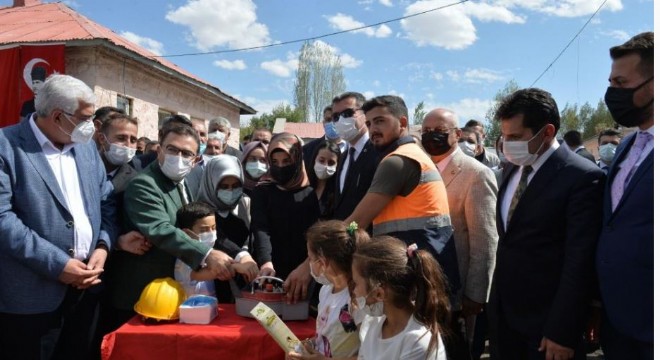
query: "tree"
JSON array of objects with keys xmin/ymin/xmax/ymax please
[
  {"xmin": 583, "ymin": 99, "xmax": 615, "ymax": 139},
  {"xmin": 412, "ymin": 101, "xmax": 426, "ymax": 126},
  {"xmin": 293, "ymin": 41, "xmax": 346, "ymax": 123},
  {"xmin": 240, "ymin": 103, "xmax": 305, "ymax": 140},
  {"xmin": 484, "ymin": 79, "xmax": 520, "ymax": 146},
  {"xmin": 560, "ymin": 103, "xmax": 580, "ymax": 135}
]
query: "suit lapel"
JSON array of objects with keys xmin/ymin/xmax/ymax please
[
  {"xmin": 73, "ymin": 145, "xmax": 94, "ymax": 214},
  {"xmin": 496, "ymin": 163, "xmax": 517, "ymax": 235},
  {"xmin": 441, "ymin": 153, "xmax": 462, "ymax": 187},
  {"xmin": 18, "ymin": 119, "xmax": 70, "ymax": 212}
]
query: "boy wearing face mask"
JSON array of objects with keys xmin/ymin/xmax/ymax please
[{"xmin": 596, "ymin": 128, "xmax": 622, "ymax": 173}]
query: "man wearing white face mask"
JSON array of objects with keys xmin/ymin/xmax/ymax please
[
  {"xmin": 0, "ymin": 74, "xmax": 119, "ymax": 359},
  {"xmin": 488, "ymin": 88, "xmax": 604, "ymax": 360},
  {"xmin": 331, "ymin": 92, "xmax": 381, "ymax": 223},
  {"xmin": 596, "ymin": 128, "xmax": 622, "ymax": 174},
  {"xmin": 186, "ymin": 130, "xmax": 226, "ymax": 199},
  {"xmin": 110, "ymin": 125, "xmax": 238, "ymax": 325}
]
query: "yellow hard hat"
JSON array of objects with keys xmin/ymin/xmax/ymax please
[{"xmin": 134, "ymin": 277, "xmax": 186, "ymax": 321}]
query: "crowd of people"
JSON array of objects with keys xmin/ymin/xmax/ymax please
[{"xmin": 0, "ymin": 31, "xmax": 653, "ymax": 360}]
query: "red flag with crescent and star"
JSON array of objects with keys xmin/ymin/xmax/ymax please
[{"xmin": 0, "ymin": 44, "xmax": 65, "ymax": 128}]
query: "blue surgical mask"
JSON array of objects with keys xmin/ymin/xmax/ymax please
[
  {"xmin": 324, "ymin": 122, "xmax": 340, "ymax": 140},
  {"xmin": 199, "ymin": 142, "xmax": 207, "ymax": 155},
  {"xmin": 217, "ymin": 188, "xmax": 243, "ymax": 206}
]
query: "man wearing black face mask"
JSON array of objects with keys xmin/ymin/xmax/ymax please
[
  {"xmin": 596, "ymin": 31, "xmax": 654, "ymax": 360},
  {"xmin": 422, "ymin": 108, "xmax": 498, "ymax": 359}
]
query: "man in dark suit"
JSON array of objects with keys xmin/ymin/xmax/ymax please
[
  {"xmin": 0, "ymin": 74, "xmax": 118, "ymax": 359},
  {"xmin": 331, "ymin": 92, "xmax": 381, "ymax": 222},
  {"xmin": 488, "ymin": 88, "xmax": 604, "ymax": 360},
  {"xmin": 302, "ymin": 105, "xmax": 346, "ymax": 173},
  {"xmin": 596, "ymin": 31, "xmax": 654, "ymax": 360},
  {"xmin": 563, "ymin": 130, "xmax": 597, "ymax": 163}
]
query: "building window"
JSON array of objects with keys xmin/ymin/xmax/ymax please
[
  {"xmin": 158, "ymin": 108, "xmax": 175, "ymax": 128},
  {"xmin": 117, "ymin": 95, "xmax": 132, "ymax": 116}
]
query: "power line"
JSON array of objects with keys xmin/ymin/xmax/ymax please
[
  {"xmin": 154, "ymin": 0, "xmax": 469, "ymax": 58},
  {"xmin": 530, "ymin": 0, "xmax": 608, "ymax": 87}
]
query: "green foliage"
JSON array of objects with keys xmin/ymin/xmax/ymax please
[
  {"xmin": 484, "ymin": 79, "xmax": 520, "ymax": 146},
  {"xmin": 412, "ymin": 101, "xmax": 426, "ymax": 126},
  {"xmin": 240, "ymin": 103, "xmax": 305, "ymax": 139}
]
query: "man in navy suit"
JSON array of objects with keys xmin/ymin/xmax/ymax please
[
  {"xmin": 488, "ymin": 88, "xmax": 604, "ymax": 360},
  {"xmin": 0, "ymin": 74, "xmax": 117, "ymax": 359},
  {"xmin": 597, "ymin": 31, "xmax": 654, "ymax": 360}
]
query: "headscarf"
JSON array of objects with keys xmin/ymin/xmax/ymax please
[
  {"xmin": 241, "ymin": 140, "xmax": 269, "ymax": 192},
  {"xmin": 260, "ymin": 132, "xmax": 309, "ymax": 191},
  {"xmin": 197, "ymin": 155, "xmax": 244, "ymax": 212}
]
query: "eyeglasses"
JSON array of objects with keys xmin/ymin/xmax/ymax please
[
  {"xmin": 62, "ymin": 111, "xmax": 94, "ymax": 124},
  {"xmin": 331, "ymin": 108, "xmax": 360, "ymax": 122},
  {"xmin": 421, "ymin": 127, "xmax": 456, "ymax": 135},
  {"xmin": 164, "ymin": 145, "xmax": 197, "ymax": 160}
]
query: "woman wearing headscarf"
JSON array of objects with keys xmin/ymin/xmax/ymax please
[
  {"xmin": 197, "ymin": 155, "xmax": 259, "ymax": 302},
  {"xmin": 251, "ymin": 132, "xmax": 320, "ymax": 303},
  {"xmin": 240, "ymin": 140, "xmax": 269, "ymax": 197}
]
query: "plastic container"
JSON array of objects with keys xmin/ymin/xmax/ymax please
[{"xmin": 231, "ymin": 276, "xmax": 309, "ymax": 321}]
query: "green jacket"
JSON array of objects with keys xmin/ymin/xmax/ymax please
[{"xmin": 109, "ymin": 161, "xmax": 210, "ymax": 311}]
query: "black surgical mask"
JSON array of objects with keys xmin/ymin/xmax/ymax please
[
  {"xmin": 421, "ymin": 131, "xmax": 451, "ymax": 156},
  {"xmin": 604, "ymin": 77, "xmax": 654, "ymax": 128},
  {"xmin": 270, "ymin": 164, "xmax": 297, "ymax": 185}
]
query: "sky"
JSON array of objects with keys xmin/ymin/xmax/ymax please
[{"xmin": 2, "ymin": 0, "xmax": 654, "ymax": 126}]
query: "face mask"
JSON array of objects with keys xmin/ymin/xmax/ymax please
[
  {"xmin": 105, "ymin": 142, "xmax": 137, "ymax": 166},
  {"xmin": 202, "ymin": 154, "xmax": 221, "ymax": 163},
  {"xmin": 199, "ymin": 142, "xmax": 207, "ymax": 155},
  {"xmin": 336, "ymin": 116, "xmax": 360, "ymax": 142},
  {"xmin": 198, "ymin": 231, "xmax": 217, "ymax": 248},
  {"xmin": 599, "ymin": 143, "xmax": 617, "ymax": 164},
  {"xmin": 421, "ymin": 131, "xmax": 451, "ymax": 156},
  {"xmin": 313, "ymin": 161, "xmax": 336, "ymax": 180},
  {"xmin": 160, "ymin": 154, "xmax": 194, "ymax": 182},
  {"xmin": 208, "ymin": 131, "xmax": 226, "ymax": 144},
  {"xmin": 245, "ymin": 161, "xmax": 268, "ymax": 179},
  {"xmin": 324, "ymin": 122, "xmax": 340, "ymax": 140},
  {"xmin": 309, "ymin": 260, "xmax": 332, "ymax": 286},
  {"xmin": 604, "ymin": 77, "xmax": 654, "ymax": 128},
  {"xmin": 60, "ymin": 113, "xmax": 95, "ymax": 144},
  {"xmin": 459, "ymin": 141, "xmax": 476, "ymax": 157},
  {"xmin": 355, "ymin": 288, "xmax": 384, "ymax": 317},
  {"xmin": 502, "ymin": 126, "xmax": 546, "ymax": 166},
  {"xmin": 270, "ymin": 164, "xmax": 297, "ymax": 185},
  {"xmin": 216, "ymin": 188, "xmax": 243, "ymax": 206}
]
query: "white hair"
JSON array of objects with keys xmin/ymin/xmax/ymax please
[
  {"xmin": 208, "ymin": 116, "xmax": 231, "ymax": 131},
  {"xmin": 35, "ymin": 74, "xmax": 95, "ymax": 117}
]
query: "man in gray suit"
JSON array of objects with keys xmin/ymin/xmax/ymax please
[
  {"xmin": 422, "ymin": 108, "xmax": 498, "ymax": 357},
  {"xmin": 0, "ymin": 74, "xmax": 118, "ymax": 359}
]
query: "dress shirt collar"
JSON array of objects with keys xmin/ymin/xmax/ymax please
[
  {"xmin": 530, "ymin": 138, "xmax": 560, "ymax": 173},
  {"xmin": 350, "ymin": 131, "xmax": 370, "ymax": 157},
  {"xmin": 29, "ymin": 114, "xmax": 75, "ymax": 154},
  {"xmin": 436, "ymin": 147, "xmax": 460, "ymax": 173}
]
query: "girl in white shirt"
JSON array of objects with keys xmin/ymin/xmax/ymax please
[
  {"xmin": 352, "ymin": 237, "xmax": 451, "ymax": 360},
  {"xmin": 287, "ymin": 220, "xmax": 369, "ymax": 360}
]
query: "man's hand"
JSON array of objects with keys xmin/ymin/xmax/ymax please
[
  {"xmin": 538, "ymin": 337, "xmax": 575, "ymax": 360},
  {"xmin": 259, "ymin": 262, "xmax": 276, "ymax": 277},
  {"xmin": 58, "ymin": 258, "xmax": 104, "ymax": 289},
  {"xmin": 205, "ymin": 250, "xmax": 235, "ymax": 281},
  {"xmin": 118, "ymin": 231, "xmax": 151, "ymax": 255},
  {"xmin": 283, "ymin": 259, "xmax": 311, "ymax": 304},
  {"xmin": 461, "ymin": 296, "xmax": 484, "ymax": 318},
  {"xmin": 231, "ymin": 255, "xmax": 259, "ymax": 282}
]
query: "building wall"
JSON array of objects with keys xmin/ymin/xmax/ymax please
[{"xmin": 65, "ymin": 46, "xmax": 242, "ymax": 147}]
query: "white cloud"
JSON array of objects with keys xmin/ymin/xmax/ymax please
[
  {"xmin": 238, "ymin": 97, "xmax": 290, "ymax": 124},
  {"xmin": 430, "ymin": 98, "xmax": 493, "ymax": 124},
  {"xmin": 166, "ymin": 0, "xmax": 270, "ymax": 51},
  {"xmin": 311, "ymin": 41, "xmax": 363, "ymax": 68},
  {"xmin": 326, "ymin": 13, "xmax": 393, "ymax": 38},
  {"xmin": 493, "ymin": 0, "xmax": 623, "ymax": 17},
  {"xmin": 446, "ymin": 70, "xmax": 460, "ymax": 82},
  {"xmin": 213, "ymin": 59, "xmax": 247, "ymax": 70},
  {"xmin": 387, "ymin": 90, "xmax": 406, "ymax": 99},
  {"xmin": 431, "ymin": 71, "xmax": 443, "ymax": 81},
  {"xmin": 363, "ymin": 91, "xmax": 376, "ymax": 99},
  {"xmin": 601, "ymin": 29, "xmax": 631, "ymax": 41},
  {"xmin": 379, "ymin": 0, "xmax": 394, "ymax": 6},
  {"xmin": 120, "ymin": 31, "xmax": 164, "ymax": 55},
  {"xmin": 260, "ymin": 59, "xmax": 298, "ymax": 77},
  {"xmin": 373, "ymin": 80, "xmax": 381, "ymax": 87},
  {"xmin": 464, "ymin": 68, "xmax": 505, "ymax": 83}
]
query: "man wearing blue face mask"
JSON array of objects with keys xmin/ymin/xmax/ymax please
[
  {"xmin": 596, "ymin": 31, "xmax": 654, "ymax": 360},
  {"xmin": 488, "ymin": 88, "xmax": 604, "ymax": 360},
  {"xmin": 595, "ymin": 128, "xmax": 622, "ymax": 174},
  {"xmin": 303, "ymin": 105, "xmax": 346, "ymax": 173}
]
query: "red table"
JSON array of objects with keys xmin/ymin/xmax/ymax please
[{"xmin": 101, "ymin": 304, "xmax": 316, "ymax": 360}]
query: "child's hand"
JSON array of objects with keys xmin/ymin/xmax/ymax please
[
  {"xmin": 285, "ymin": 340, "xmax": 325, "ymax": 360},
  {"xmin": 190, "ymin": 267, "xmax": 216, "ymax": 281},
  {"xmin": 231, "ymin": 257, "xmax": 259, "ymax": 282}
]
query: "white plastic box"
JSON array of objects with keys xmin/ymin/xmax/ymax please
[{"xmin": 179, "ymin": 295, "xmax": 218, "ymax": 325}]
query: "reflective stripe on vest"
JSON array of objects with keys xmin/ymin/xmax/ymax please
[{"xmin": 373, "ymin": 143, "xmax": 451, "ymax": 234}]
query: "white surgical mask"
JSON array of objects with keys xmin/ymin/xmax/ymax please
[
  {"xmin": 245, "ymin": 161, "xmax": 268, "ymax": 179},
  {"xmin": 502, "ymin": 126, "xmax": 546, "ymax": 166},
  {"xmin": 598, "ymin": 143, "xmax": 617, "ymax": 164},
  {"xmin": 309, "ymin": 260, "xmax": 332, "ymax": 286},
  {"xmin": 198, "ymin": 231, "xmax": 217, "ymax": 248},
  {"xmin": 160, "ymin": 154, "xmax": 194, "ymax": 182},
  {"xmin": 355, "ymin": 286, "xmax": 384, "ymax": 317},
  {"xmin": 459, "ymin": 141, "xmax": 476, "ymax": 157},
  {"xmin": 103, "ymin": 135, "xmax": 136, "ymax": 165},
  {"xmin": 313, "ymin": 161, "xmax": 336, "ymax": 180},
  {"xmin": 336, "ymin": 116, "xmax": 360, "ymax": 142},
  {"xmin": 216, "ymin": 188, "xmax": 243, "ymax": 206},
  {"xmin": 208, "ymin": 131, "xmax": 226, "ymax": 144},
  {"xmin": 60, "ymin": 113, "xmax": 95, "ymax": 144},
  {"xmin": 202, "ymin": 154, "xmax": 221, "ymax": 163}
]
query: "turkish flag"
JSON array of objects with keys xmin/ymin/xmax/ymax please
[{"xmin": 0, "ymin": 44, "xmax": 65, "ymax": 128}]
